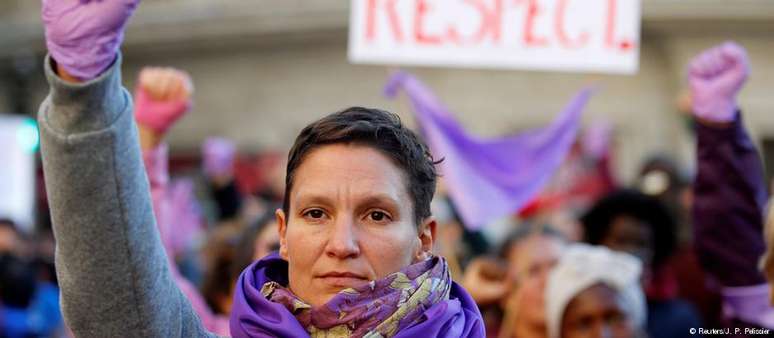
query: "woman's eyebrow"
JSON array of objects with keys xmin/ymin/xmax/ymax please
[
  {"xmin": 294, "ymin": 194, "xmax": 335, "ymax": 208},
  {"xmin": 356, "ymin": 194, "xmax": 401, "ymax": 210}
]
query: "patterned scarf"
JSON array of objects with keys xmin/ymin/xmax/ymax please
[{"xmin": 260, "ymin": 256, "xmax": 451, "ymax": 338}]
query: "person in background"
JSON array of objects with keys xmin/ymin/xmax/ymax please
[
  {"xmin": 581, "ymin": 189, "xmax": 701, "ymax": 338},
  {"xmin": 688, "ymin": 42, "xmax": 774, "ymax": 333},
  {"xmin": 206, "ymin": 208, "xmax": 280, "ymax": 315},
  {"xmin": 0, "ymin": 253, "xmax": 63, "ymax": 338},
  {"xmin": 501, "ymin": 226, "xmax": 566, "ymax": 290},
  {"xmin": 501, "ymin": 225, "xmax": 566, "ymax": 338},
  {"xmin": 637, "ymin": 155, "xmax": 725, "ymax": 326},
  {"xmin": 504, "ymin": 271, "xmax": 550, "ymax": 338},
  {"xmin": 545, "ymin": 244, "xmax": 646, "ymax": 338},
  {"xmin": 135, "ymin": 66, "xmax": 230, "ymax": 335},
  {"xmin": 636, "ymin": 156, "xmax": 690, "ymax": 245},
  {"xmin": 202, "ymin": 137, "xmax": 243, "ymax": 223},
  {"xmin": 0, "ymin": 219, "xmax": 20, "ymax": 256},
  {"xmin": 462, "ymin": 224, "xmax": 566, "ymax": 338}
]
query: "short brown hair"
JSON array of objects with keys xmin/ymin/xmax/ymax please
[{"xmin": 283, "ymin": 107, "xmax": 439, "ymax": 225}]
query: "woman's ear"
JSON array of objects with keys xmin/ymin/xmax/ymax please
[
  {"xmin": 276, "ymin": 208, "xmax": 289, "ymax": 260},
  {"xmin": 416, "ymin": 217, "xmax": 437, "ymax": 261}
]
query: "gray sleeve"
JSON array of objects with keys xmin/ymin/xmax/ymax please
[{"xmin": 38, "ymin": 55, "xmax": 222, "ymax": 338}]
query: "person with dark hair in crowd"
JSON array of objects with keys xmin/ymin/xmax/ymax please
[
  {"xmin": 36, "ymin": 1, "xmax": 484, "ymax": 337},
  {"xmin": 500, "ymin": 225, "xmax": 566, "ymax": 289},
  {"xmin": 461, "ymin": 224, "xmax": 566, "ymax": 338},
  {"xmin": 545, "ymin": 244, "xmax": 647, "ymax": 338},
  {"xmin": 200, "ymin": 208, "xmax": 280, "ymax": 316},
  {"xmin": 581, "ymin": 189, "xmax": 702, "ymax": 338},
  {"xmin": 500, "ymin": 225, "xmax": 566, "ymax": 338},
  {"xmin": 638, "ymin": 155, "xmax": 726, "ymax": 326},
  {"xmin": 0, "ymin": 253, "xmax": 63, "ymax": 338},
  {"xmin": 637, "ymin": 156, "xmax": 690, "ymax": 244},
  {"xmin": 0, "ymin": 219, "xmax": 20, "ymax": 256},
  {"xmin": 687, "ymin": 42, "xmax": 774, "ymax": 334},
  {"xmin": 230, "ymin": 207, "xmax": 281, "ymax": 281},
  {"xmin": 202, "ymin": 137, "xmax": 243, "ymax": 222}
]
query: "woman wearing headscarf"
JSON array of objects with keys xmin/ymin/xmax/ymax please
[
  {"xmin": 545, "ymin": 244, "xmax": 646, "ymax": 338},
  {"xmin": 37, "ymin": 1, "xmax": 485, "ymax": 337}
]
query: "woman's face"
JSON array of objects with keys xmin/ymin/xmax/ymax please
[
  {"xmin": 560, "ymin": 284, "xmax": 636, "ymax": 338},
  {"xmin": 512, "ymin": 274, "xmax": 549, "ymax": 338},
  {"xmin": 277, "ymin": 144, "xmax": 435, "ymax": 306},
  {"xmin": 600, "ymin": 215, "xmax": 653, "ymax": 268},
  {"xmin": 508, "ymin": 234, "xmax": 565, "ymax": 286}
]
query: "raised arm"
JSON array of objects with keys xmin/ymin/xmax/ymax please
[
  {"xmin": 690, "ymin": 42, "xmax": 773, "ymax": 328},
  {"xmin": 38, "ymin": 1, "xmax": 217, "ymax": 336},
  {"xmin": 136, "ymin": 67, "xmax": 231, "ymax": 336}
]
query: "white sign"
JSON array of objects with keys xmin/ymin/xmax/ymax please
[
  {"xmin": 349, "ymin": 0, "xmax": 641, "ymax": 74},
  {"xmin": 0, "ymin": 114, "xmax": 37, "ymax": 233}
]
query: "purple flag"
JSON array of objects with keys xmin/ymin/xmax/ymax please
[{"xmin": 384, "ymin": 71, "xmax": 593, "ymax": 229}]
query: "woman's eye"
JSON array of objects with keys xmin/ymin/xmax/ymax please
[
  {"xmin": 304, "ymin": 209, "xmax": 325, "ymax": 219},
  {"xmin": 369, "ymin": 211, "xmax": 389, "ymax": 222}
]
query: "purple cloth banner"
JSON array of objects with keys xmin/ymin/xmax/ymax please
[{"xmin": 384, "ymin": 71, "xmax": 593, "ymax": 229}]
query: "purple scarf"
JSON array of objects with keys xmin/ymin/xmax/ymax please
[
  {"xmin": 384, "ymin": 71, "xmax": 592, "ymax": 229},
  {"xmin": 230, "ymin": 253, "xmax": 485, "ymax": 338}
]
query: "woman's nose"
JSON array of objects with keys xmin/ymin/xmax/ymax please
[{"xmin": 325, "ymin": 216, "xmax": 360, "ymax": 259}]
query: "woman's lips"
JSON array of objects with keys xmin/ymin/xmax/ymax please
[{"xmin": 317, "ymin": 272, "xmax": 369, "ymax": 288}]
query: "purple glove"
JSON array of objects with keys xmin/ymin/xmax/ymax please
[
  {"xmin": 688, "ymin": 41, "xmax": 750, "ymax": 123},
  {"xmin": 202, "ymin": 137, "xmax": 236, "ymax": 178},
  {"xmin": 42, "ymin": 0, "xmax": 140, "ymax": 80}
]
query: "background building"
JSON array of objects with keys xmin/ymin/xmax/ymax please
[{"xmin": 2, "ymin": 0, "xmax": 774, "ymax": 183}]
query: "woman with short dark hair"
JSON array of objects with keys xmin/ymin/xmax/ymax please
[{"xmin": 37, "ymin": 1, "xmax": 485, "ymax": 337}]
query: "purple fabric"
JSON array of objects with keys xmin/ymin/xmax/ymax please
[
  {"xmin": 166, "ymin": 178, "xmax": 203, "ymax": 257},
  {"xmin": 230, "ymin": 253, "xmax": 485, "ymax": 338},
  {"xmin": 203, "ymin": 137, "xmax": 236, "ymax": 178},
  {"xmin": 688, "ymin": 42, "xmax": 749, "ymax": 123},
  {"xmin": 693, "ymin": 114, "xmax": 767, "ymax": 287},
  {"xmin": 264, "ymin": 256, "xmax": 451, "ymax": 337},
  {"xmin": 42, "ymin": 0, "xmax": 140, "ymax": 80},
  {"xmin": 693, "ymin": 113, "xmax": 773, "ymax": 331},
  {"xmin": 384, "ymin": 71, "xmax": 592, "ymax": 228},
  {"xmin": 722, "ymin": 284, "xmax": 774, "ymax": 329}
]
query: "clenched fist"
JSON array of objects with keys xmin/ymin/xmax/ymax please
[
  {"xmin": 43, "ymin": 0, "xmax": 141, "ymax": 80},
  {"xmin": 134, "ymin": 67, "xmax": 193, "ymax": 135},
  {"xmin": 688, "ymin": 42, "xmax": 750, "ymax": 123}
]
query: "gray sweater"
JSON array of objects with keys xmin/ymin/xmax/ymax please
[{"xmin": 38, "ymin": 55, "xmax": 220, "ymax": 338}]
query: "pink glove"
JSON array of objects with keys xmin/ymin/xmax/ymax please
[
  {"xmin": 688, "ymin": 41, "xmax": 750, "ymax": 123},
  {"xmin": 134, "ymin": 87, "xmax": 192, "ymax": 134},
  {"xmin": 42, "ymin": 0, "xmax": 140, "ymax": 80},
  {"xmin": 202, "ymin": 137, "xmax": 236, "ymax": 178}
]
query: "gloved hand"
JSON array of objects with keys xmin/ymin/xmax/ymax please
[
  {"xmin": 134, "ymin": 67, "xmax": 193, "ymax": 134},
  {"xmin": 688, "ymin": 41, "xmax": 750, "ymax": 123},
  {"xmin": 42, "ymin": 0, "xmax": 141, "ymax": 80},
  {"xmin": 202, "ymin": 137, "xmax": 236, "ymax": 179}
]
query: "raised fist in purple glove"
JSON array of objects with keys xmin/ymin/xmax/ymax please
[
  {"xmin": 688, "ymin": 41, "xmax": 750, "ymax": 123},
  {"xmin": 42, "ymin": 0, "xmax": 140, "ymax": 80}
]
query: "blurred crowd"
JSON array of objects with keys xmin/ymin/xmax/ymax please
[{"xmin": 1, "ymin": 35, "xmax": 773, "ymax": 338}]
